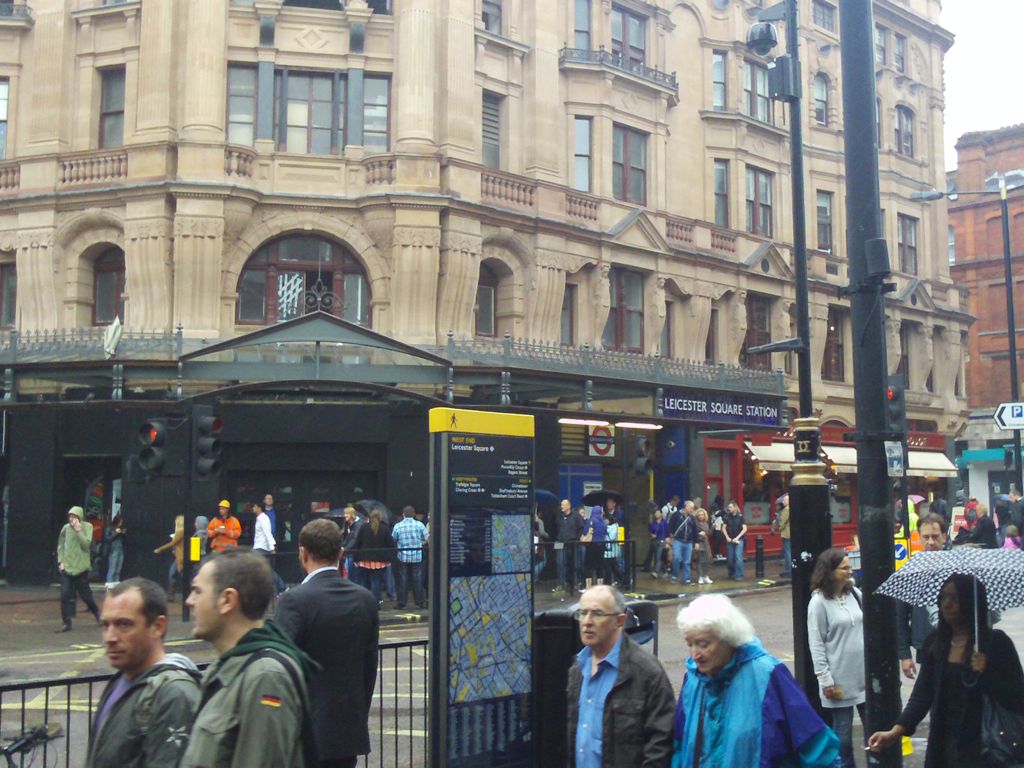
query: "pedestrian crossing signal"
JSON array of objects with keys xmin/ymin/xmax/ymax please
[{"xmin": 138, "ymin": 419, "xmax": 167, "ymax": 473}]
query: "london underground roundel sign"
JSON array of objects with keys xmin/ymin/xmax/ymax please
[{"xmin": 588, "ymin": 425, "xmax": 615, "ymax": 457}]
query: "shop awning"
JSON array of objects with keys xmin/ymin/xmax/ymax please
[
  {"xmin": 822, "ymin": 444, "xmax": 858, "ymax": 474},
  {"xmin": 907, "ymin": 450, "xmax": 958, "ymax": 478},
  {"xmin": 744, "ymin": 441, "xmax": 795, "ymax": 472}
]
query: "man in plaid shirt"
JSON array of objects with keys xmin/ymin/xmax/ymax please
[{"xmin": 392, "ymin": 505, "xmax": 429, "ymax": 610}]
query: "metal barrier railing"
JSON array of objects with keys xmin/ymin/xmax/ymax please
[{"xmin": 0, "ymin": 638, "xmax": 428, "ymax": 768}]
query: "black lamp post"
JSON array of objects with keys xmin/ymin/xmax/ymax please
[
  {"xmin": 914, "ymin": 171, "xmax": 1024, "ymax": 493},
  {"xmin": 745, "ymin": 0, "xmax": 832, "ymax": 710}
]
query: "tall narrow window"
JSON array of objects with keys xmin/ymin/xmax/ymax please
[
  {"xmin": 0, "ymin": 78, "xmax": 8, "ymax": 159},
  {"xmin": 948, "ymin": 225, "xmax": 956, "ymax": 265},
  {"xmin": 743, "ymin": 62, "xmax": 772, "ymax": 123},
  {"xmin": 875, "ymin": 98, "xmax": 882, "ymax": 146},
  {"xmin": 99, "ymin": 68, "xmax": 125, "ymax": 149},
  {"xmin": 745, "ymin": 166, "xmax": 773, "ymax": 236},
  {"xmin": 475, "ymin": 263, "xmax": 497, "ymax": 336},
  {"xmin": 898, "ymin": 214, "xmax": 918, "ymax": 274},
  {"xmin": 895, "ymin": 106, "xmax": 914, "ymax": 157},
  {"xmin": 705, "ymin": 308, "xmax": 718, "ymax": 363},
  {"xmin": 897, "ymin": 324, "xmax": 910, "ymax": 386},
  {"xmin": 363, "ymin": 76, "xmax": 390, "ymax": 151},
  {"xmin": 482, "ymin": 91, "xmax": 503, "ymax": 169},
  {"xmin": 742, "ymin": 294, "xmax": 772, "ymax": 370},
  {"xmin": 612, "ymin": 124, "xmax": 647, "ymax": 205},
  {"xmin": 0, "ymin": 263, "xmax": 15, "ymax": 328},
  {"xmin": 227, "ymin": 65, "xmax": 257, "ymax": 145},
  {"xmin": 712, "ymin": 51, "xmax": 727, "ymax": 111},
  {"xmin": 812, "ymin": 1, "xmax": 835, "ymax": 32},
  {"xmin": 813, "ymin": 74, "xmax": 829, "ymax": 126},
  {"xmin": 602, "ymin": 267, "xmax": 644, "ymax": 352},
  {"xmin": 894, "ymin": 34, "xmax": 906, "ymax": 73},
  {"xmin": 816, "ymin": 190, "xmax": 833, "ymax": 251},
  {"xmin": 822, "ymin": 307, "xmax": 846, "ymax": 382},
  {"xmin": 93, "ymin": 248, "xmax": 125, "ymax": 326},
  {"xmin": 574, "ymin": 0, "xmax": 591, "ymax": 49},
  {"xmin": 561, "ymin": 284, "xmax": 577, "ymax": 346},
  {"xmin": 482, "ymin": 0, "xmax": 502, "ymax": 34},
  {"xmin": 573, "ymin": 117, "xmax": 592, "ymax": 192},
  {"xmin": 611, "ymin": 7, "xmax": 646, "ymax": 67},
  {"xmin": 275, "ymin": 71, "xmax": 335, "ymax": 154},
  {"xmin": 661, "ymin": 301, "xmax": 673, "ymax": 358},
  {"xmin": 714, "ymin": 159, "xmax": 730, "ymax": 227},
  {"xmin": 874, "ymin": 26, "xmax": 888, "ymax": 66}
]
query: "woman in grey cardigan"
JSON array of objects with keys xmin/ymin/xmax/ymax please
[{"xmin": 807, "ymin": 547, "xmax": 865, "ymax": 768}]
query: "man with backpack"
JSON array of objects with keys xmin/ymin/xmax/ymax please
[
  {"xmin": 182, "ymin": 549, "xmax": 320, "ymax": 768},
  {"xmin": 87, "ymin": 578, "xmax": 200, "ymax": 768},
  {"xmin": 668, "ymin": 500, "xmax": 698, "ymax": 585}
]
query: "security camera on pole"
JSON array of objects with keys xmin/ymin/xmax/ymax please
[{"xmin": 744, "ymin": 0, "xmax": 832, "ymax": 713}]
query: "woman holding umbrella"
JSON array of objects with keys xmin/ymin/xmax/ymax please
[
  {"xmin": 868, "ymin": 573, "xmax": 1024, "ymax": 766},
  {"xmin": 580, "ymin": 505, "xmax": 607, "ymax": 587}
]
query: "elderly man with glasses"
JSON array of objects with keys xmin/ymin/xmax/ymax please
[{"xmin": 566, "ymin": 585, "xmax": 675, "ymax": 768}]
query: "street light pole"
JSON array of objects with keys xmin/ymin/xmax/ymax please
[
  {"xmin": 746, "ymin": 0, "xmax": 832, "ymax": 710},
  {"xmin": 999, "ymin": 177, "xmax": 1023, "ymax": 494}
]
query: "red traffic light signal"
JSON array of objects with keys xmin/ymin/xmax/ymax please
[{"xmin": 137, "ymin": 419, "xmax": 167, "ymax": 473}]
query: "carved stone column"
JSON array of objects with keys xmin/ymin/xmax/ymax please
[
  {"xmin": 15, "ymin": 229, "xmax": 59, "ymax": 332},
  {"xmin": 681, "ymin": 294, "xmax": 712, "ymax": 362},
  {"xmin": 527, "ymin": 255, "xmax": 567, "ymax": 343},
  {"xmin": 591, "ymin": 263, "xmax": 612, "ymax": 348},
  {"xmin": 438, "ymin": 0, "xmax": 477, "ymax": 160},
  {"xmin": 172, "ymin": 216, "xmax": 224, "ymax": 335},
  {"xmin": 724, "ymin": 290, "xmax": 748, "ymax": 366},
  {"xmin": 390, "ymin": 226, "xmax": 441, "ymax": 345},
  {"xmin": 134, "ymin": 0, "xmax": 174, "ymax": 140},
  {"xmin": 809, "ymin": 302, "xmax": 829, "ymax": 382},
  {"xmin": 395, "ymin": 0, "xmax": 437, "ymax": 149},
  {"xmin": 124, "ymin": 219, "xmax": 173, "ymax": 330},
  {"xmin": 181, "ymin": 0, "xmax": 228, "ymax": 139},
  {"xmin": 921, "ymin": 321, "xmax": 936, "ymax": 394},
  {"xmin": 436, "ymin": 232, "xmax": 481, "ymax": 341},
  {"xmin": 886, "ymin": 317, "xmax": 903, "ymax": 376}
]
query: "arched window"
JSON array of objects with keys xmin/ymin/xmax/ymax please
[
  {"xmin": 895, "ymin": 106, "xmax": 914, "ymax": 157},
  {"xmin": 813, "ymin": 74, "xmax": 829, "ymax": 126},
  {"xmin": 93, "ymin": 248, "xmax": 125, "ymax": 326},
  {"xmin": 474, "ymin": 262, "xmax": 498, "ymax": 337},
  {"xmin": 236, "ymin": 236, "xmax": 371, "ymax": 326}
]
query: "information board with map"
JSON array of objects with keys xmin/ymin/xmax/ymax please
[{"xmin": 429, "ymin": 409, "xmax": 535, "ymax": 768}]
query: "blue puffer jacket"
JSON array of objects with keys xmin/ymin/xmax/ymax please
[{"xmin": 672, "ymin": 639, "xmax": 840, "ymax": 768}]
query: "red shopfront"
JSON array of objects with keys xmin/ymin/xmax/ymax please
[{"xmin": 703, "ymin": 425, "xmax": 957, "ymax": 556}]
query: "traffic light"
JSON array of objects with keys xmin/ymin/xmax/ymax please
[
  {"xmin": 886, "ymin": 377, "xmax": 907, "ymax": 439},
  {"xmin": 192, "ymin": 404, "xmax": 223, "ymax": 478},
  {"xmin": 634, "ymin": 436, "xmax": 653, "ymax": 475},
  {"xmin": 138, "ymin": 418, "xmax": 168, "ymax": 474}
]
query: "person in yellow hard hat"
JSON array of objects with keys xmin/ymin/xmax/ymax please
[{"xmin": 207, "ymin": 500, "xmax": 241, "ymax": 553}]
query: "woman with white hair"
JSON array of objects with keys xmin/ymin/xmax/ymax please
[{"xmin": 672, "ymin": 594, "xmax": 839, "ymax": 767}]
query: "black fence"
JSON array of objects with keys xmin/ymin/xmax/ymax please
[{"xmin": 0, "ymin": 638, "xmax": 427, "ymax": 768}]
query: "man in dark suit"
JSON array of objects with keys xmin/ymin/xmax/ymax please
[{"xmin": 276, "ymin": 518, "xmax": 379, "ymax": 768}]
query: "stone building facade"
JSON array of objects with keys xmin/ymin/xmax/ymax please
[{"xmin": 0, "ymin": 0, "xmax": 970, "ymax": 581}]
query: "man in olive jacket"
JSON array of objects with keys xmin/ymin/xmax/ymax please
[
  {"xmin": 56, "ymin": 505, "xmax": 101, "ymax": 632},
  {"xmin": 566, "ymin": 585, "xmax": 675, "ymax": 768},
  {"xmin": 86, "ymin": 578, "xmax": 200, "ymax": 768},
  {"xmin": 181, "ymin": 549, "xmax": 319, "ymax": 768}
]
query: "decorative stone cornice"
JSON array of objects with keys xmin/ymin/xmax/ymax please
[
  {"xmin": 16, "ymin": 229, "xmax": 54, "ymax": 250},
  {"xmin": 394, "ymin": 226, "xmax": 441, "ymax": 248},
  {"xmin": 125, "ymin": 219, "xmax": 172, "ymax": 241}
]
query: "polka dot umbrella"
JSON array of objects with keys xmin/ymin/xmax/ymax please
[{"xmin": 876, "ymin": 547, "xmax": 1024, "ymax": 614}]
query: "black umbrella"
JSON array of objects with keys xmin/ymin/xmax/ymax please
[
  {"xmin": 356, "ymin": 499, "xmax": 392, "ymax": 524},
  {"xmin": 582, "ymin": 489, "xmax": 624, "ymax": 508}
]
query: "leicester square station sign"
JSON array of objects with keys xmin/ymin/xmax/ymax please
[{"xmin": 659, "ymin": 390, "xmax": 783, "ymax": 428}]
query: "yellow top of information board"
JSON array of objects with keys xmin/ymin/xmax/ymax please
[{"xmin": 429, "ymin": 408, "xmax": 534, "ymax": 437}]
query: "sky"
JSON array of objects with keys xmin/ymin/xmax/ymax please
[{"xmin": 941, "ymin": 0, "xmax": 1024, "ymax": 169}]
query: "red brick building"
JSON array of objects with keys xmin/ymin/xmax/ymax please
[{"xmin": 949, "ymin": 125, "xmax": 1024, "ymax": 410}]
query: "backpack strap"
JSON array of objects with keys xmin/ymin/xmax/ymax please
[
  {"xmin": 239, "ymin": 649, "xmax": 319, "ymax": 767},
  {"xmin": 134, "ymin": 665, "xmax": 201, "ymax": 734}
]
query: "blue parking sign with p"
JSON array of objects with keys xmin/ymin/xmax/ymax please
[{"xmin": 1014, "ymin": 405, "xmax": 1024, "ymax": 419}]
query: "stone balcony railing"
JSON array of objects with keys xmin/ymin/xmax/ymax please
[
  {"xmin": 0, "ymin": 161, "xmax": 19, "ymax": 193},
  {"xmin": 60, "ymin": 149, "xmax": 128, "ymax": 186},
  {"xmin": 559, "ymin": 47, "xmax": 678, "ymax": 94},
  {"xmin": 224, "ymin": 146, "xmax": 256, "ymax": 179},
  {"xmin": 365, "ymin": 155, "xmax": 395, "ymax": 185},
  {"xmin": 481, "ymin": 168, "xmax": 537, "ymax": 210},
  {"xmin": 566, "ymin": 191, "xmax": 599, "ymax": 222},
  {"xmin": 666, "ymin": 216, "xmax": 695, "ymax": 246},
  {"xmin": 0, "ymin": 2, "xmax": 32, "ymax": 22}
]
